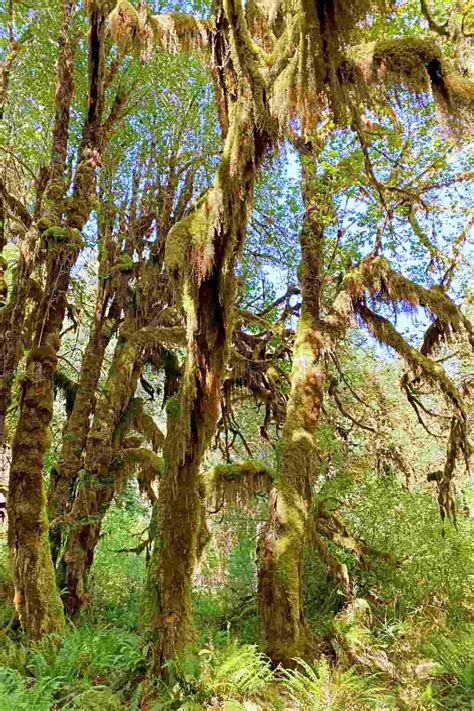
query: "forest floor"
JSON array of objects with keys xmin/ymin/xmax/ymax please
[{"xmin": 0, "ymin": 487, "xmax": 473, "ymax": 710}]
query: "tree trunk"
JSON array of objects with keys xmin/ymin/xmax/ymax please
[
  {"xmin": 62, "ymin": 335, "xmax": 142, "ymax": 613},
  {"xmin": 8, "ymin": 341, "xmax": 66, "ymax": 637},
  {"xmin": 150, "ymin": 43, "xmax": 273, "ymax": 664},
  {"xmin": 257, "ymin": 309, "xmax": 324, "ymax": 664},
  {"xmin": 257, "ymin": 160, "xmax": 331, "ymax": 665},
  {"xmin": 48, "ymin": 313, "xmax": 115, "ymax": 564},
  {"xmin": 8, "ymin": 0, "xmax": 111, "ymax": 636}
]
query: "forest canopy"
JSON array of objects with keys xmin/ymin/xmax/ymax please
[{"xmin": 0, "ymin": 0, "xmax": 473, "ymax": 708}]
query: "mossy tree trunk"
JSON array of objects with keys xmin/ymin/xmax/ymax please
[
  {"xmin": 150, "ymin": 3, "xmax": 274, "ymax": 665},
  {"xmin": 7, "ymin": 0, "xmax": 113, "ymax": 637},
  {"xmin": 257, "ymin": 160, "xmax": 332, "ymax": 665},
  {"xmin": 48, "ymin": 307, "xmax": 117, "ymax": 565},
  {"xmin": 62, "ymin": 334, "xmax": 143, "ymax": 613},
  {"xmin": 0, "ymin": 6, "xmax": 40, "ymax": 444}
]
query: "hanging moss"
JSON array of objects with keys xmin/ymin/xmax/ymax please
[
  {"xmin": 152, "ymin": 12, "xmax": 210, "ymax": 53},
  {"xmin": 53, "ymin": 371, "xmax": 78, "ymax": 417},
  {"xmin": 354, "ymin": 300, "xmax": 469, "ymax": 521},
  {"xmin": 113, "ymin": 446, "xmax": 164, "ymax": 495},
  {"xmin": 164, "ymin": 196, "xmax": 213, "ymax": 284},
  {"xmin": 203, "ymin": 458, "xmax": 274, "ymax": 507},
  {"xmin": 342, "ymin": 36, "xmax": 474, "ymax": 127},
  {"xmin": 343, "ymin": 256, "xmax": 473, "ymax": 348},
  {"xmin": 109, "ymin": 0, "xmax": 139, "ymax": 47},
  {"xmin": 372, "ymin": 37, "xmax": 442, "ymax": 92}
]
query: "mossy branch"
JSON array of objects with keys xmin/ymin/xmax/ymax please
[
  {"xmin": 113, "ymin": 446, "xmax": 163, "ymax": 499},
  {"xmin": 344, "ymin": 256, "xmax": 474, "ymax": 348},
  {"xmin": 114, "ymin": 396, "xmax": 165, "ymax": 452},
  {"xmin": 342, "ymin": 37, "xmax": 474, "ymax": 126},
  {"xmin": 0, "ymin": 178, "xmax": 32, "ymax": 229},
  {"xmin": 354, "ymin": 300, "xmax": 470, "ymax": 520},
  {"xmin": 109, "ymin": 1, "xmax": 210, "ymax": 57},
  {"xmin": 202, "ymin": 458, "xmax": 274, "ymax": 510},
  {"xmin": 127, "ymin": 325, "xmax": 186, "ymax": 349}
]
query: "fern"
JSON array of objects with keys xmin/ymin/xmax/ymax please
[
  {"xmin": 279, "ymin": 657, "xmax": 386, "ymax": 710},
  {"xmin": 427, "ymin": 632, "xmax": 474, "ymax": 686}
]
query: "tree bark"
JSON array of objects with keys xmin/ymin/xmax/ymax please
[
  {"xmin": 62, "ymin": 335, "xmax": 143, "ymax": 613},
  {"xmin": 150, "ymin": 9, "xmax": 274, "ymax": 662},
  {"xmin": 257, "ymin": 160, "xmax": 331, "ymax": 665}
]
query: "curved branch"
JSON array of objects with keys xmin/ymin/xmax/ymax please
[{"xmin": 419, "ymin": 0, "xmax": 449, "ymax": 37}]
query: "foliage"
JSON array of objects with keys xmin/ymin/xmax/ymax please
[
  {"xmin": 156, "ymin": 639, "xmax": 277, "ymax": 709},
  {"xmin": 279, "ymin": 657, "xmax": 387, "ymax": 710},
  {"xmin": 0, "ymin": 625, "xmax": 145, "ymax": 710}
]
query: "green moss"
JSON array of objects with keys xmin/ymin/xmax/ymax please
[
  {"xmin": 30, "ymin": 345, "xmax": 58, "ymax": 368},
  {"xmin": 165, "ymin": 396, "xmax": 181, "ymax": 419},
  {"xmin": 36, "ymin": 217, "xmax": 53, "ymax": 232},
  {"xmin": 213, "ymin": 459, "xmax": 273, "ymax": 481},
  {"xmin": 113, "ymin": 253, "xmax": 134, "ymax": 273},
  {"xmin": 164, "ymin": 217, "xmax": 192, "ymax": 274},
  {"xmin": 43, "ymin": 226, "xmax": 83, "ymax": 249}
]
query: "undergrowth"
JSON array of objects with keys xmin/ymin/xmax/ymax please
[{"xmin": 0, "ymin": 479, "xmax": 472, "ymax": 710}]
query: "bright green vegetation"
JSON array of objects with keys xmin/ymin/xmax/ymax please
[{"xmin": 1, "ymin": 465, "xmax": 473, "ymax": 708}]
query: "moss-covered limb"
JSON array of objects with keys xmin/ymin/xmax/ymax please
[
  {"xmin": 108, "ymin": 2, "xmax": 210, "ymax": 56},
  {"xmin": 7, "ymin": 344, "xmax": 65, "ymax": 638},
  {"xmin": 420, "ymin": 0, "xmax": 449, "ymax": 37},
  {"xmin": 439, "ymin": 414, "xmax": 469, "ymax": 523},
  {"xmin": 61, "ymin": 334, "xmax": 144, "ymax": 613},
  {"xmin": 253, "ymin": 154, "xmax": 336, "ymax": 664},
  {"xmin": 419, "ymin": 0, "xmax": 471, "ymax": 76},
  {"xmin": 203, "ymin": 459, "xmax": 274, "ymax": 509},
  {"xmin": 345, "ymin": 256, "xmax": 473, "ymax": 347},
  {"xmin": 341, "ymin": 36, "xmax": 474, "ymax": 124},
  {"xmin": 356, "ymin": 300, "xmax": 466, "ymax": 414},
  {"xmin": 46, "ymin": 0, "xmax": 77, "ymax": 200},
  {"xmin": 0, "ymin": 226, "xmax": 40, "ymax": 445},
  {"xmin": 0, "ymin": 2, "xmax": 30, "ymax": 120},
  {"xmin": 128, "ymin": 324, "xmax": 186, "ymax": 349},
  {"xmin": 355, "ymin": 300, "xmax": 469, "ymax": 519},
  {"xmin": 161, "ymin": 347, "xmax": 182, "ymax": 404},
  {"xmin": 113, "ymin": 446, "xmax": 163, "ymax": 493},
  {"xmin": 151, "ymin": 12, "xmax": 211, "ymax": 53},
  {"xmin": 0, "ymin": 178, "xmax": 32, "ymax": 230},
  {"xmin": 422, "ymin": 319, "xmax": 451, "ymax": 359},
  {"xmin": 114, "ymin": 396, "xmax": 165, "ymax": 452},
  {"xmin": 310, "ymin": 504, "xmax": 393, "ymax": 567},
  {"xmin": 48, "ymin": 313, "xmax": 117, "ymax": 563},
  {"xmin": 408, "ymin": 206, "xmax": 444, "ymax": 264}
]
